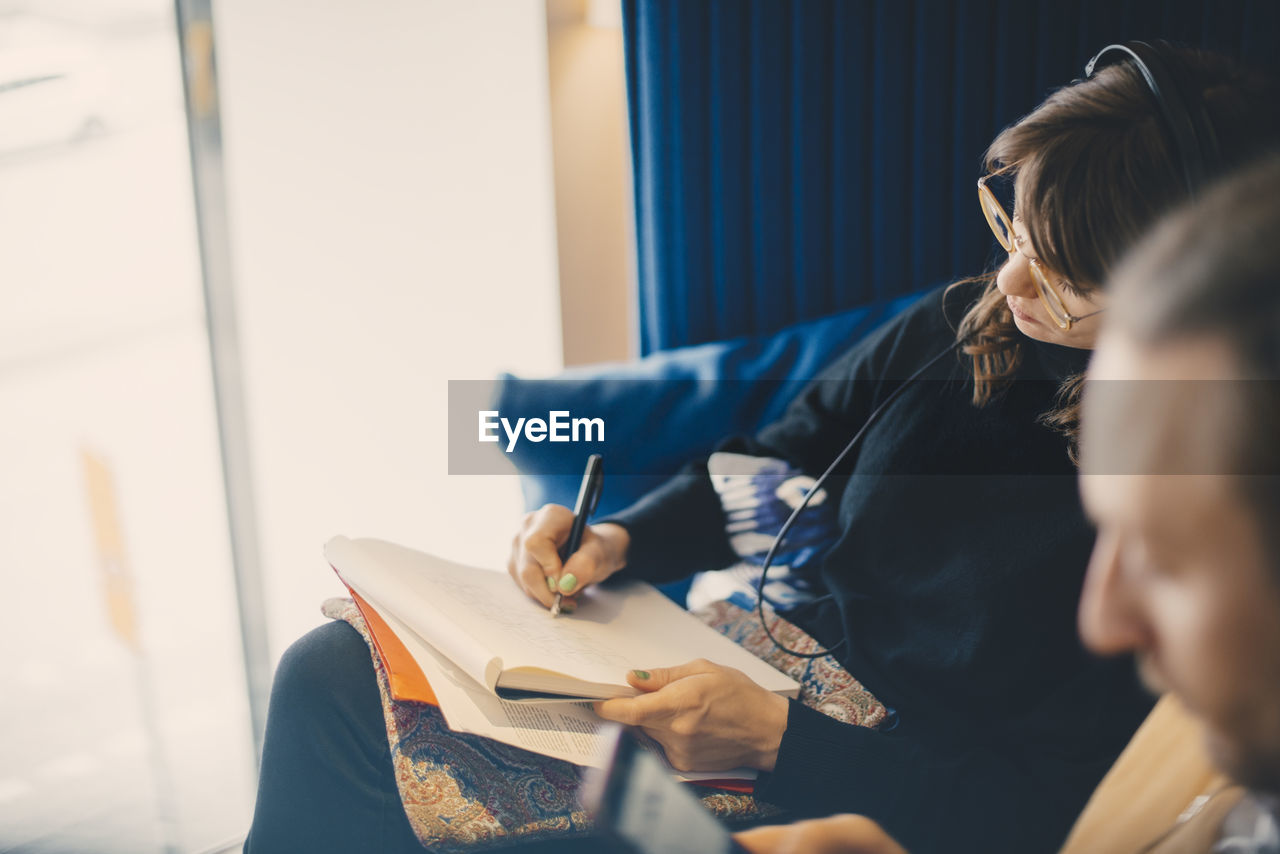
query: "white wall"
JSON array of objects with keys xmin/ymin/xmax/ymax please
[
  {"xmin": 213, "ymin": 0, "xmax": 564, "ymax": 658},
  {"xmin": 546, "ymin": 0, "xmax": 635, "ymax": 365}
]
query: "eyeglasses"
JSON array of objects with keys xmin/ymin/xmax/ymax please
[{"xmin": 977, "ymin": 176, "xmax": 1105, "ymax": 331}]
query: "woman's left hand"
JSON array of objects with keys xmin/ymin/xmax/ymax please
[
  {"xmin": 735, "ymin": 815, "xmax": 909, "ymax": 854},
  {"xmin": 594, "ymin": 659, "xmax": 790, "ymax": 772}
]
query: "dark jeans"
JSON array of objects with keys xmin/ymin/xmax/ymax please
[
  {"xmin": 244, "ymin": 620, "xmax": 742, "ymax": 853},
  {"xmin": 244, "ymin": 620, "xmax": 426, "ymax": 854}
]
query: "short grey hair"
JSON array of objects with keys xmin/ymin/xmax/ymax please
[{"xmin": 1102, "ymin": 152, "xmax": 1280, "ymax": 568}]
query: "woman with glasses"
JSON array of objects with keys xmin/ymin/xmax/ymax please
[
  {"xmin": 977, "ymin": 174, "xmax": 1106, "ymax": 337},
  {"xmin": 247, "ymin": 45, "xmax": 1280, "ymax": 854}
]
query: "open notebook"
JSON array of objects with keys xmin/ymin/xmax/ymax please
[
  {"xmin": 326, "ymin": 536, "xmax": 799, "ymax": 703},
  {"xmin": 325, "ymin": 535, "xmax": 799, "ymax": 782}
]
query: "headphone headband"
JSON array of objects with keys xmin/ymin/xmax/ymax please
[{"xmin": 1085, "ymin": 40, "xmax": 1222, "ymax": 196}]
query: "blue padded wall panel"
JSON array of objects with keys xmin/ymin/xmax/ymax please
[{"xmin": 622, "ymin": 0, "xmax": 1280, "ymax": 355}]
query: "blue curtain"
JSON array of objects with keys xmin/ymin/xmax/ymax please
[{"xmin": 623, "ymin": 0, "xmax": 1280, "ymax": 354}]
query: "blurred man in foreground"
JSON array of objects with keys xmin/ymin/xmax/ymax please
[{"xmin": 739, "ymin": 153, "xmax": 1280, "ymax": 854}]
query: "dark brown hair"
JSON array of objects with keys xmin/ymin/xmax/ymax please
[{"xmin": 950, "ymin": 46, "xmax": 1280, "ymax": 461}]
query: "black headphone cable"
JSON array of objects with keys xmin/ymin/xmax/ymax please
[{"xmin": 753, "ymin": 338, "xmax": 965, "ymax": 660}]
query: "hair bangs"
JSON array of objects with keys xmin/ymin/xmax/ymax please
[{"xmin": 984, "ymin": 63, "xmax": 1183, "ymax": 292}]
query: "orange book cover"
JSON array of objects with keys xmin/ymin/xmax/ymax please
[
  {"xmin": 692, "ymin": 779, "xmax": 754, "ymax": 794},
  {"xmin": 346, "ymin": 586, "xmax": 750, "ymax": 790},
  {"xmin": 347, "ymin": 587, "xmax": 439, "ymax": 706}
]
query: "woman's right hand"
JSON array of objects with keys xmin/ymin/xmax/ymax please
[{"xmin": 507, "ymin": 504, "xmax": 630, "ymax": 610}]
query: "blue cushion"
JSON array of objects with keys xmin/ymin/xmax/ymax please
[{"xmin": 492, "ymin": 290, "xmax": 928, "ymax": 517}]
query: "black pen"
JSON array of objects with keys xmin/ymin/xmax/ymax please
[{"xmin": 552, "ymin": 454, "xmax": 603, "ymax": 618}]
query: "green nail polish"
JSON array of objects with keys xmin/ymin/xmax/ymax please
[
  {"xmin": 558, "ymin": 573, "xmax": 577, "ymax": 593},
  {"xmin": 633, "ymin": 670, "xmax": 650, "ymax": 680},
  {"xmin": 547, "ymin": 576, "xmax": 558, "ymax": 593}
]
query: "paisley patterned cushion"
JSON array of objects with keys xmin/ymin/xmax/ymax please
[{"xmin": 322, "ymin": 595, "xmax": 884, "ymax": 850}]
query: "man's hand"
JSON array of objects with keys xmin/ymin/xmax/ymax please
[
  {"xmin": 507, "ymin": 504, "xmax": 630, "ymax": 609},
  {"xmin": 735, "ymin": 815, "xmax": 909, "ymax": 854},
  {"xmin": 594, "ymin": 659, "xmax": 789, "ymax": 772}
]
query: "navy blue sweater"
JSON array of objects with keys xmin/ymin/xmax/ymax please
[{"xmin": 606, "ymin": 284, "xmax": 1153, "ymax": 854}]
